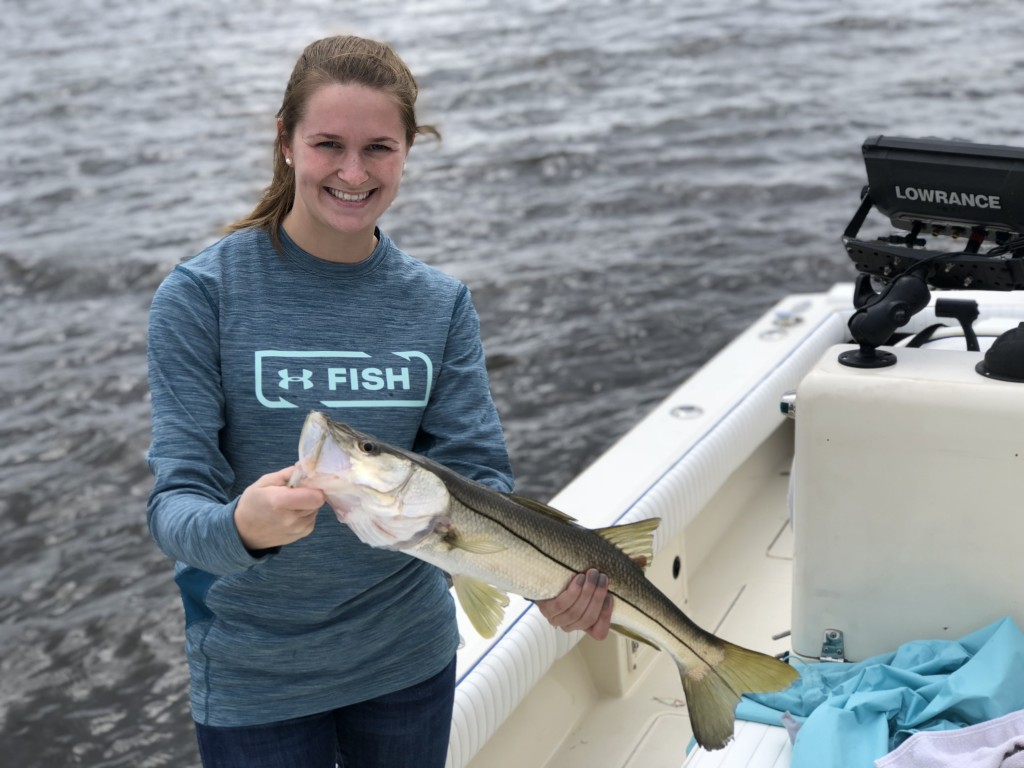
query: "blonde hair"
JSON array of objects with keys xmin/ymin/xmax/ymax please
[{"xmin": 227, "ymin": 35, "xmax": 438, "ymax": 250}]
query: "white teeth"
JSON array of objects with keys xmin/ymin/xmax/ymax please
[{"xmin": 327, "ymin": 188, "xmax": 370, "ymax": 202}]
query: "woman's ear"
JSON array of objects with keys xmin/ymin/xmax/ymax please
[{"xmin": 277, "ymin": 119, "xmax": 293, "ymax": 167}]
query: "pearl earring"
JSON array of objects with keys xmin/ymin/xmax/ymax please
[{"xmin": 285, "ymin": 157, "xmax": 292, "ymax": 167}]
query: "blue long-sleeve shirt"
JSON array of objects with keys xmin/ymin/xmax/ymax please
[{"xmin": 146, "ymin": 226, "xmax": 513, "ymax": 726}]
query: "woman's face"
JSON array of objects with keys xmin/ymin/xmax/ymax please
[{"xmin": 282, "ymin": 83, "xmax": 410, "ymax": 261}]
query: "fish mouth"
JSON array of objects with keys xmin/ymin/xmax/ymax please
[{"xmin": 292, "ymin": 411, "xmax": 354, "ymax": 483}]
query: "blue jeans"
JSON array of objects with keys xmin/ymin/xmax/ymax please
[{"xmin": 194, "ymin": 657, "xmax": 456, "ymax": 768}]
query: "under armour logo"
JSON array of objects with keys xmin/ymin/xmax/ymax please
[
  {"xmin": 255, "ymin": 350, "xmax": 433, "ymax": 409},
  {"xmin": 278, "ymin": 368, "xmax": 313, "ymax": 390}
]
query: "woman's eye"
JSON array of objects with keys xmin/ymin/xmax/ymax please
[{"xmin": 368, "ymin": 144, "xmax": 394, "ymax": 153}]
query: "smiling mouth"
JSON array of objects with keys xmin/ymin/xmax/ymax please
[{"xmin": 326, "ymin": 187, "xmax": 373, "ymax": 202}]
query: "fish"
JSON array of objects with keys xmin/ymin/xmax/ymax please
[{"xmin": 288, "ymin": 410, "xmax": 799, "ymax": 751}]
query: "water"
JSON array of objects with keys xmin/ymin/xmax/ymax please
[{"xmin": 2, "ymin": 0, "xmax": 1022, "ymax": 763}]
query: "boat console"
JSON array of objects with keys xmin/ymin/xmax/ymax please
[{"xmin": 791, "ymin": 136, "xmax": 1024, "ymax": 663}]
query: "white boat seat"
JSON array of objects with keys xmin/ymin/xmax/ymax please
[{"xmin": 683, "ymin": 721, "xmax": 791, "ymax": 768}]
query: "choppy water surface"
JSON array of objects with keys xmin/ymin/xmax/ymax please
[{"xmin": 2, "ymin": 0, "xmax": 1022, "ymax": 763}]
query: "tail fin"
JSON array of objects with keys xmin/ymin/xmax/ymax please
[{"xmin": 680, "ymin": 642, "xmax": 799, "ymax": 751}]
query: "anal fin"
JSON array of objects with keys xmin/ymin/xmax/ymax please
[{"xmin": 610, "ymin": 623, "xmax": 660, "ymax": 650}]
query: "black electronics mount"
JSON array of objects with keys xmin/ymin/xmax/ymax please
[{"xmin": 839, "ymin": 135, "xmax": 1024, "ymax": 368}]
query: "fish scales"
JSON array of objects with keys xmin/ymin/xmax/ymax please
[{"xmin": 428, "ymin": 468, "xmax": 721, "ymax": 669}]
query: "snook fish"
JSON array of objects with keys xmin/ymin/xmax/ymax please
[{"xmin": 288, "ymin": 411, "xmax": 798, "ymax": 750}]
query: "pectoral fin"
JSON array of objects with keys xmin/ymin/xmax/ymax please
[
  {"xmin": 594, "ymin": 518, "xmax": 660, "ymax": 570},
  {"xmin": 443, "ymin": 528, "xmax": 508, "ymax": 554},
  {"xmin": 452, "ymin": 575, "xmax": 510, "ymax": 638}
]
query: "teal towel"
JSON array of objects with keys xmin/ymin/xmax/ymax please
[{"xmin": 736, "ymin": 617, "xmax": 1024, "ymax": 768}]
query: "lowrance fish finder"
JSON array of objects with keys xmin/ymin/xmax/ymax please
[
  {"xmin": 861, "ymin": 136, "xmax": 1024, "ymax": 238},
  {"xmin": 839, "ymin": 135, "xmax": 1024, "ymax": 367}
]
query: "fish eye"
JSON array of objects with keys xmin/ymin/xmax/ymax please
[{"xmin": 359, "ymin": 441, "xmax": 377, "ymax": 454}]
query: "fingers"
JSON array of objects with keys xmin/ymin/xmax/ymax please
[
  {"xmin": 536, "ymin": 569, "xmax": 614, "ymax": 639},
  {"xmin": 255, "ymin": 467, "xmax": 326, "ymax": 515},
  {"xmin": 586, "ymin": 590, "xmax": 614, "ymax": 641},
  {"xmin": 258, "ymin": 466, "xmax": 297, "ymax": 486},
  {"xmin": 234, "ymin": 467, "xmax": 327, "ymax": 550}
]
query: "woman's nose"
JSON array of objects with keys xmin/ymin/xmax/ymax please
[{"xmin": 337, "ymin": 153, "xmax": 369, "ymax": 185}]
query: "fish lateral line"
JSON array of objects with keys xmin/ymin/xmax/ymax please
[
  {"xmin": 444, "ymin": 481, "xmax": 658, "ymax": 564},
  {"xmin": 446, "ymin": 502, "xmax": 656, "ymax": 592}
]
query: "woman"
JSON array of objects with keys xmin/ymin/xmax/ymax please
[{"xmin": 146, "ymin": 34, "xmax": 610, "ymax": 768}]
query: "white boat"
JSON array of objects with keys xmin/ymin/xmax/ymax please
[{"xmin": 444, "ymin": 137, "xmax": 1024, "ymax": 768}]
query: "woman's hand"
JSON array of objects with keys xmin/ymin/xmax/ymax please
[
  {"xmin": 535, "ymin": 569, "xmax": 614, "ymax": 640},
  {"xmin": 234, "ymin": 467, "xmax": 325, "ymax": 550}
]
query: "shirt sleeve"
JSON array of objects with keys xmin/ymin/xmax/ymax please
[
  {"xmin": 145, "ymin": 266, "xmax": 268, "ymax": 575},
  {"xmin": 414, "ymin": 285, "xmax": 515, "ymax": 493}
]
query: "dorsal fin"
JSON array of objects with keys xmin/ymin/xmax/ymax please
[
  {"xmin": 506, "ymin": 493, "xmax": 578, "ymax": 523},
  {"xmin": 593, "ymin": 518, "xmax": 660, "ymax": 570},
  {"xmin": 438, "ymin": 470, "xmax": 578, "ymax": 525}
]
